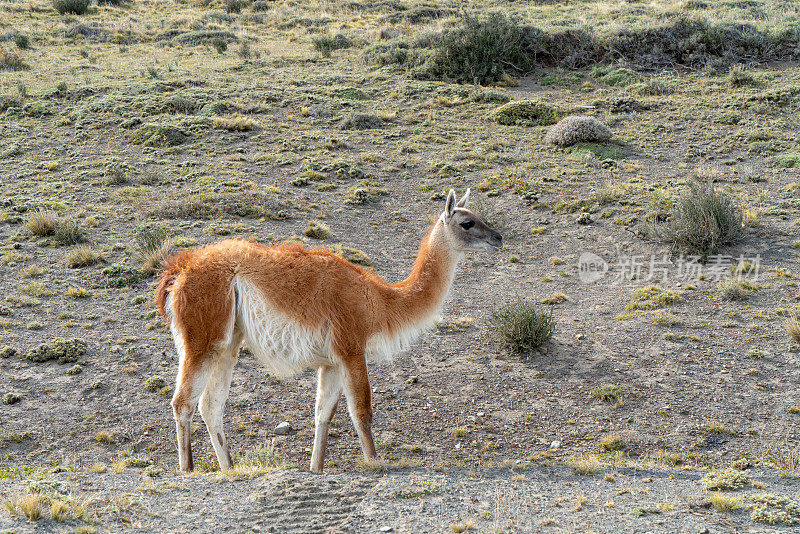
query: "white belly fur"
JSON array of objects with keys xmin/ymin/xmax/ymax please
[{"xmin": 234, "ymin": 277, "xmax": 332, "ymax": 376}]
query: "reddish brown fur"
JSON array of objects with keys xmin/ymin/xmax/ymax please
[{"xmin": 157, "ymin": 231, "xmax": 453, "ymax": 365}]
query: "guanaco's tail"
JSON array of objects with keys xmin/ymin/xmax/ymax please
[{"xmin": 155, "ymin": 250, "xmax": 194, "ymax": 320}]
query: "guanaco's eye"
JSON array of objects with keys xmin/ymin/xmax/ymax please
[{"xmin": 460, "ymin": 220, "xmax": 475, "ymax": 230}]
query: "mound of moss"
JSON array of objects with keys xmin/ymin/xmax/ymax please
[
  {"xmin": 26, "ymin": 338, "xmax": 87, "ymax": 364},
  {"xmin": 750, "ymin": 493, "xmax": 800, "ymax": 526},
  {"xmin": 128, "ymin": 124, "xmax": 188, "ymax": 148},
  {"xmin": 487, "ymin": 100, "xmax": 563, "ymax": 127},
  {"xmin": 701, "ymin": 468, "xmax": 749, "ymax": 491}
]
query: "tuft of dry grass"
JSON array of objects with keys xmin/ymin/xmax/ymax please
[
  {"xmin": 709, "ymin": 492, "xmax": 742, "ymax": 512},
  {"xmin": 9, "ymin": 492, "xmax": 44, "ymax": 520},
  {"xmin": 50, "ymin": 499, "xmax": 69, "ymax": 522},
  {"xmin": 570, "ymin": 454, "xmax": 601, "ymax": 475},
  {"xmin": 27, "ymin": 209, "xmax": 58, "ymax": 236},
  {"xmin": 302, "ymin": 220, "xmax": 332, "ymax": 240},
  {"xmin": 663, "ymin": 181, "xmax": 742, "ymax": 257},
  {"xmin": 716, "ymin": 278, "xmax": 756, "ymax": 301},
  {"xmin": 212, "ymin": 114, "xmax": 258, "ymax": 131},
  {"xmin": 66, "ymin": 246, "xmax": 104, "ymax": 268},
  {"xmin": 0, "ymin": 48, "xmax": 29, "ymax": 71},
  {"xmin": 135, "ymin": 225, "xmax": 174, "ymax": 275}
]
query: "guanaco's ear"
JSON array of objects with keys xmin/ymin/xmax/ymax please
[
  {"xmin": 456, "ymin": 188, "xmax": 471, "ymax": 208},
  {"xmin": 444, "ymin": 189, "xmax": 457, "ymax": 222}
]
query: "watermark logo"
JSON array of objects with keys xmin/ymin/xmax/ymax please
[
  {"xmin": 578, "ymin": 252, "xmax": 609, "ymax": 284},
  {"xmin": 578, "ymin": 252, "xmax": 761, "ymax": 285}
]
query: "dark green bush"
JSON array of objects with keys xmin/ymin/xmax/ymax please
[
  {"xmin": 416, "ymin": 13, "xmax": 529, "ymax": 84},
  {"xmin": 52, "ymin": 0, "xmax": 90, "ymax": 15},
  {"xmin": 224, "ymin": 0, "xmax": 247, "ymax": 13},
  {"xmin": 13, "ymin": 34, "xmax": 30, "ymax": 49},
  {"xmin": 487, "ymin": 299, "xmax": 555, "ymax": 355}
]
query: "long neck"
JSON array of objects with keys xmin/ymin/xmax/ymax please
[{"xmin": 385, "ymin": 218, "xmax": 461, "ymax": 327}]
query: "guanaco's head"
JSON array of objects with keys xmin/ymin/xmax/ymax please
[{"xmin": 441, "ymin": 189, "xmax": 503, "ymax": 252}]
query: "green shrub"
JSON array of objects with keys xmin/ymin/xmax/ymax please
[
  {"xmin": 401, "ymin": 16, "xmax": 800, "ymax": 83},
  {"xmin": 591, "ymin": 384, "xmax": 621, "ymax": 402},
  {"xmin": 127, "ymin": 124, "xmax": 187, "ymax": 148},
  {"xmin": 302, "ymin": 220, "xmax": 331, "ymax": 240},
  {"xmin": 52, "ymin": 0, "xmax": 90, "ymax": 15},
  {"xmin": 53, "ymin": 218, "xmax": 85, "ymax": 246},
  {"xmin": 417, "ymin": 13, "xmax": 528, "ymax": 84},
  {"xmin": 209, "ymin": 38, "xmax": 227, "ymax": 54},
  {"xmin": 487, "ymin": 299, "xmax": 554, "ymax": 354},
  {"xmin": 224, "ymin": 0, "xmax": 247, "ymax": 13},
  {"xmin": 592, "ymin": 66, "xmax": 638, "ymax": 87},
  {"xmin": 728, "ymin": 64, "xmax": 758, "ymax": 87},
  {"xmin": 701, "ymin": 468, "xmax": 749, "ymax": 491},
  {"xmin": 144, "ymin": 376, "xmax": 165, "ymax": 392},
  {"xmin": 664, "ymin": 181, "xmax": 742, "ymax": 256}
]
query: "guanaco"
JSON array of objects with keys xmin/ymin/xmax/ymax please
[{"xmin": 156, "ymin": 189, "xmax": 502, "ymax": 473}]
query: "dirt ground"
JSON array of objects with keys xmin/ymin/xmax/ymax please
[{"xmin": 1, "ymin": 0, "xmax": 799, "ymax": 532}]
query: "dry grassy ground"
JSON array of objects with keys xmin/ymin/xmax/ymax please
[{"xmin": 1, "ymin": 0, "xmax": 800, "ymax": 532}]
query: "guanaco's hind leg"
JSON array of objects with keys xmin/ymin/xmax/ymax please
[
  {"xmin": 310, "ymin": 365, "xmax": 343, "ymax": 473},
  {"xmin": 341, "ymin": 357, "xmax": 377, "ymax": 465},
  {"xmin": 172, "ymin": 353, "xmax": 213, "ymax": 472},
  {"xmin": 198, "ymin": 331, "xmax": 242, "ymax": 470}
]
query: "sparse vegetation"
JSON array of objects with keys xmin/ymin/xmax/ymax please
[
  {"xmin": 591, "ymin": 384, "xmax": 620, "ymax": 402},
  {"xmin": 2, "ymin": 0, "xmax": 800, "ymax": 527}
]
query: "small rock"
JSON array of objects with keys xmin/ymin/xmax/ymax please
[
  {"xmin": 476, "ymin": 412, "xmax": 485, "ymax": 418},
  {"xmin": 550, "ymin": 440, "xmax": 561, "ymax": 450},
  {"xmin": 576, "ymin": 334, "xmax": 585, "ymax": 341},
  {"xmin": 405, "ymin": 375, "xmax": 418, "ymax": 384},
  {"xmin": 379, "ymin": 527, "xmax": 393, "ymax": 533},
  {"xmin": 275, "ymin": 422, "xmax": 292, "ymax": 435}
]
